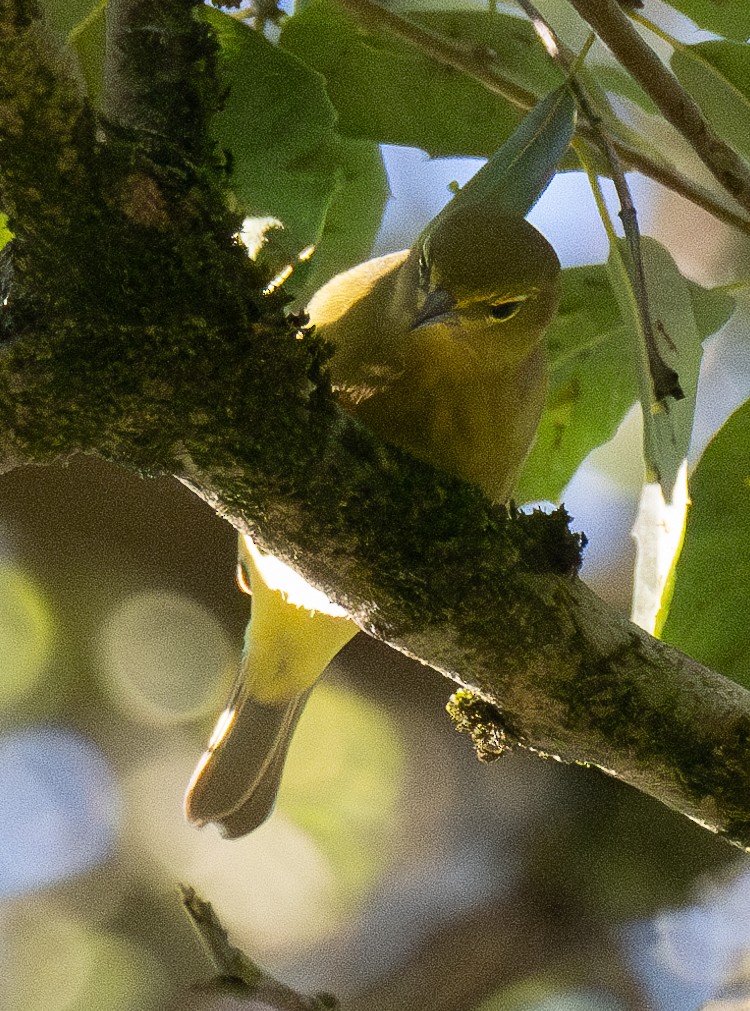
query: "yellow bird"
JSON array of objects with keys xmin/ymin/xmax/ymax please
[{"xmin": 185, "ymin": 206, "xmax": 561, "ymax": 837}]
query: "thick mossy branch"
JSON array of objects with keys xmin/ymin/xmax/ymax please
[
  {"xmin": 0, "ymin": 0, "xmax": 283, "ymax": 468},
  {"xmin": 1, "ymin": 0, "xmax": 750, "ymax": 853}
]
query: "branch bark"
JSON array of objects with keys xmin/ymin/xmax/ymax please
[{"xmin": 2, "ymin": 0, "xmax": 750, "ymax": 856}]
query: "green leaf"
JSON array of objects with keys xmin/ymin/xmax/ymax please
[
  {"xmin": 291, "ymin": 139, "xmax": 388, "ymax": 303},
  {"xmin": 515, "ymin": 259, "xmax": 734, "ymax": 505},
  {"xmin": 667, "ymin": 0, "xmax": 750, "ymax": 41},
  {"xmin": 672, "ymin": 41, "xmax": 750, "ymax": 164},
  {"xmin": 410, "ymin": 10, "xmax": 563, "ymax": 99},
  {"xmin": 204, "ymin": 9, "xmax": 341, "ymax": 251},
  {"xmin": 660, "ymin": 399, "xmax": 750, "ymax": 688},
  {"xmin": 608, "ymin": 239, "xmax": 703, "ymax": 501},
  {"xmin": 595, "ymin": 65, "xmax": 658, "ymax": 114},
  {"xmin": 687, "ymin": 274, "xmax": 735, "ymax": 339},
  {"xmin": 280, "ymin": 2, "xmax": 562, "ymax": 157},
  {"xmin": 516, "ymin": 264, "xmax": 635, "ymax": 503},
  {"xmin": 427, "ymin": 86, "xmax": 576, "ymax": 232}
]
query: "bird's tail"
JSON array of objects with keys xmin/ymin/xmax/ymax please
[
  {"xmin": 184, "ymin": 683, "xmax": 314, "ymax": 838},
  {"xmin": 184, "ymin": 533, "xmax": 357, "ymax": 838}
]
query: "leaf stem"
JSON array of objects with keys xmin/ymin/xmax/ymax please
[{"xmin": 581, "ymin": 151, "xmax": 656, "ymax": 449}]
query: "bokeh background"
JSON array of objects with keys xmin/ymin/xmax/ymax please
[{"xmin": 2, "ymin": 3, "xmax": 750, "ymax": 1008}]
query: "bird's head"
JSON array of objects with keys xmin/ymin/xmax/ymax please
[{"xmin": 402, "ymin": 207, "xmax": 561, "ymax": 365}]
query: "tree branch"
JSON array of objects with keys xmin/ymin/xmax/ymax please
[
  {"xmin": 567, "ymin": 0, "xmax": 750, "ymax": 217},
  {"xmin": 180, "ymin": 886, "xmax": 339, "ymax": 1009},
  {"xmin": 2, "ymin": 0, "xmax": 750, "ymax": 855}
]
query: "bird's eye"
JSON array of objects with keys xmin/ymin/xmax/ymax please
[{"xmin": 489, "ymin": 299, "xmax": 525, "ymax": 321}]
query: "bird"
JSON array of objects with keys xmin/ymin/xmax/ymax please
[
  {"xmin": 313, "ymin": 205, "xmax": 561, "ymax": 503},
  {"xmin": 184, "ymin": 204, "xmax": 562, "ymax": 838}
]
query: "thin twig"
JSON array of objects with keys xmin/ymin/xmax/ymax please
[
  {"xmin": 338, "ymin": 0, "xmax": 537, "ymax": 111},
  {"xmin": 567, "ymin": 0, "xmax": 750, "ymax": 217},
  {"xmin": 334, "ymin": 0, "xmax": 750, "ymax": 236},
  {"xmin": 180, "ymin": 885, "xmax": 340, "ymax": 1009},
  {"xmin": 582, "ymin": 152, "xmax": 655, "ymax": 429},
  {"xmin": 608, "ymin": 144, "xmax": 749, "ymax": 237},
  {"xmin": 180, "ymin": 885, "xmax": 268, "ymax": 990},
  {"xmin": 515, "ymin": 0, "xmax": 681, "ymax": 404}
]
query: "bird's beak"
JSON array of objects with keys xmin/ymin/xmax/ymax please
[{"xmin": 411, "ymin": 286, "xmax": 455, "ymax": 329}]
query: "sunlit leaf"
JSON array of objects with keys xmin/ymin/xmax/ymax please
[
  {"xmin": 280, "ymin": 2, "xmax": 562, "ymax": 157},
  {"xmin": 660, "ymin": 399, "xmax": 750, "ymax": 688},
  {"xmin": 672, "ymin": 41, "xmax": 750, "ymax": 164},
  {"xmin": 516, "ymin": 259, "xmax": 734, "ymax": 504},
  {"xmin": 631, "ymin": 462, "xmax": 690, "ymax": 635}
]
